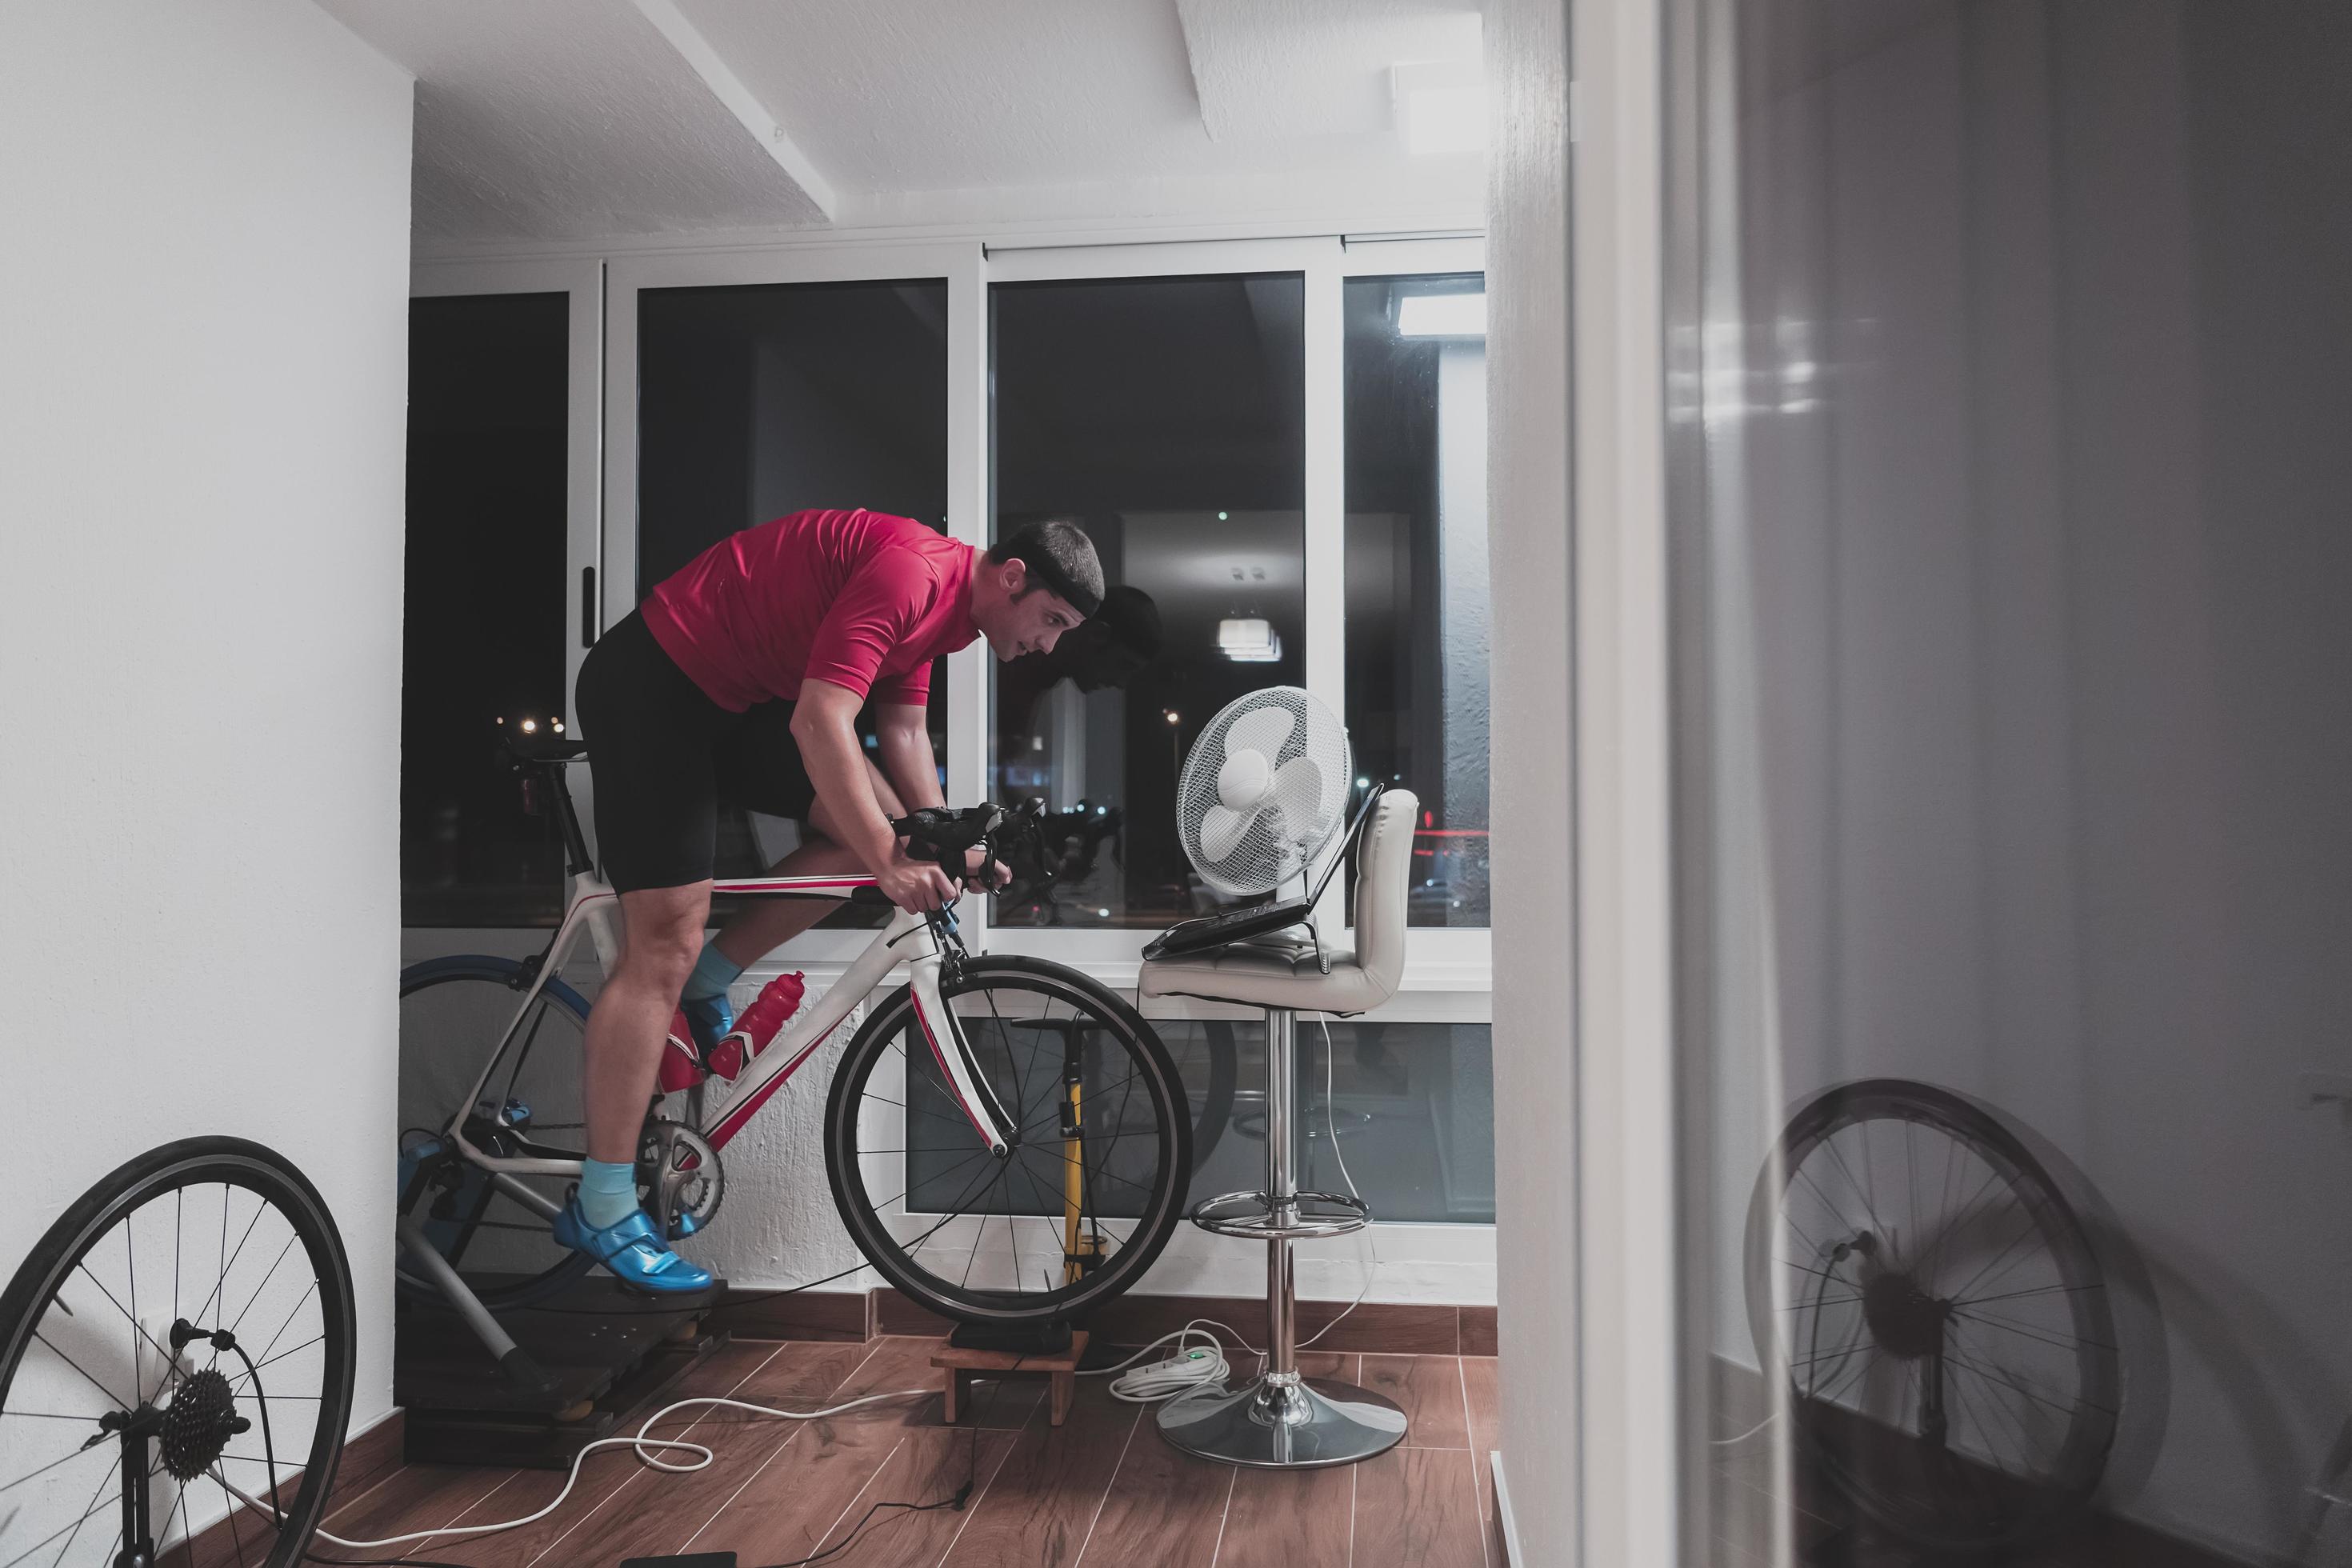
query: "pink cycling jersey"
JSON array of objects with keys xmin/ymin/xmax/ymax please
[{"xmin": 641, "ymin": 509, "xmax": 978, "ymax": 712}]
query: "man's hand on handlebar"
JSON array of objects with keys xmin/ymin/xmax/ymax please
[{"xmin": 876, "ymin": 854, "xmax": 961, "ymax": 914}]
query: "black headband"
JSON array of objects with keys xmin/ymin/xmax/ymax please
[{"xmin": 1010, "ymin": 548, "xmax": 1102, "ymax": 618}]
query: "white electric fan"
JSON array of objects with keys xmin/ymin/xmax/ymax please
[{"xmin": 1175, "ymin": 686, "xmax": 1354, "ymax": 900}]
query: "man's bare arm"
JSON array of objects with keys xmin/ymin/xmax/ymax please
[
  {"xmin": 790, "ymin": 678, "xmax": 956, "ymax": 909},
  {"xmin": 872, "ymin": 702, "xmax": 946, "ymax": 814}
]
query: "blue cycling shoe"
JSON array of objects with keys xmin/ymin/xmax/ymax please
[
  {"xmin": 552, "ymin": 1195, "xmax": 713, "ymax": 1294},
  {"xmin": 681, "ymin": 992, "xmax": 734, "ymax": 1059}
]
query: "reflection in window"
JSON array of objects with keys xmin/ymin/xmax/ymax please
[
  {"xmin": 402, "ymin": 293, "xmax": 570, "ymax": 926},
  {"xmin": 990, "ymin": 274, "xmax": 1306, "ymax": 927},
  {"xmin": 636, "ymin": 280, "xmax": 950, "ymax": 926},
  {"xmin": 1346, "ymin": 274, "xmax": 1490, "ymax": 926}
]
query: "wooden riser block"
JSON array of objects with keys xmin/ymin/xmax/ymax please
[{"xmin": 932, "ymin": 1330, "xmax": 1090, "ymax": 1427}]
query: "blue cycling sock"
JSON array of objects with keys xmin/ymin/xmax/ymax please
[
  {"xmin": 578, "ymin": 1158, "xmax": 640, "ymax": 1230},
  {"xmin": 681, "ymin": 941, "xmax": 746, "ymax": 1003}
]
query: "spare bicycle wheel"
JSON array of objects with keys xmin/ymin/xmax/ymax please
[
  {"xmin": 0, "ymin": 1137, "xmax": 358, "ymax": 1568},
  {"xmin": 1744, "ymin": 1080, "xmax": 2119, "ymax": 1553}
]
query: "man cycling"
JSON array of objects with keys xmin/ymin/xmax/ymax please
[{"xmin": 562, "ymin": 509, "xmax": 1103, "ymax": 1292}]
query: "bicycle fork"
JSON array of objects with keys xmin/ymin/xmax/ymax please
[{"xmin": 904, "ymin": 910, "xmax": 1015, "ymax": 1157}]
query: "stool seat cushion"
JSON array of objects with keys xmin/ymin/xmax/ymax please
[
  {"xmin": 1138, "ymin": 935, "xmax": 1389, "ymax": 1014},
  {"xmin": 1138, "ymin": 789, "xmax": 1418, "ymax": 1018}
]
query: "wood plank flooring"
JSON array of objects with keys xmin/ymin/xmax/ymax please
[{"xmin": 276, "ymin": 1338, "xmax": 1501, "ymax": 1568}]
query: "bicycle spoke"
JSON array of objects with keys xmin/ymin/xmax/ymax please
[
  {"xmin": 29, "ymin": 1333, "xmax": 129, "ymax": 1414},
  {"xmin": 16, "ymin": 1449, "xmax": 118, "ymax": 1568},
  {"xmin": 124, "ymin": 1221, "xmax": 139, "ymax": 1405},
  {"xmin": 188, "ymin": 1190, "xmax": 267, "ymax": 1332},
  {"xmin": 0, "ymin": 1439, "xmax": 111, "ymax": 1499},
  {"xmin": 1954, "ymin": 1280, "xmax": 2102, "ymax": 1309},
  {"xmin": 226, "ymin": 1230, "xmax": 303, "ymax": 1339},
  {"xmin": 1950, "ymin": 1306, "xmax": 2101, "ymax": 1358},
  {"xmin": 1942, "ymin": 1346, "xmax": 2111, "ymax": 1418},
  {"xmin": 70, "ymin": 1264, "xmax": 179, "ymax": 1406}
]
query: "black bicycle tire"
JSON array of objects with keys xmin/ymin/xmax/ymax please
[
  {"xmin": 0, "ymin": 1136, "xmax": 359, "ymax": 1568},
  {"xmin": 395, "ymin": 957, "xmax": 596, "ymax": 1309},
  {"xmin": 823, "ymin": 956, "xmax": 1191, "ymax": 1325},
  {"xmin": 1742, "ymin": 1078, "xmax": 2119, "ymax": 1553}
]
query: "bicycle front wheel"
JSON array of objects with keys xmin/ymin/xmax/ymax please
[{"xmin": 824, "ymin": 957, "xmax": 1191, "ymax": 1325}]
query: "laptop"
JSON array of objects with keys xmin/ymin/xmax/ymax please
[{"xmin": 1142, "ymin": 786, "xmax": 1383, "ymax": 964}]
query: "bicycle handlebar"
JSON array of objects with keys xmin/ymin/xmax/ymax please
[{"xmin": 890, "ymin": 798, "xmax": 1047, "ymax": 888}]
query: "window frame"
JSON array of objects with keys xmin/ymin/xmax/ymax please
[
  {"xmin": 406, "ymin": 256, "xmax": 606, "ymax": 922},
  {"xmin": 1338, "ymin": 237, "xmax": 1493, "ymax": 965},
  {"xmin": 591, "ymin": 234, "xmax": 1494, "ymax": 997},
  {"xmin": 602, "ymin": 242, "xmax": 982, "ymax": 962}
]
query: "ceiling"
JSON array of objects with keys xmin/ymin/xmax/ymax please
[{"xmin": 316, "ymin": 0, "xmax": 1486, "ymax": 247}]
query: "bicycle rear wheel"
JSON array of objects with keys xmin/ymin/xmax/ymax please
[
  {"xmin": 824, "ymin": 956, "xmax": 1190, "ymax": 1325},
  {"xmin": 396, "ymin": 956, "xmax": 597, "ymax": 1309},
  {"xmin": 1745, "ymin": 1079, "xmax": 2119, "ymax": 1553},
  {"xmin": 0, "ymin": 1137, "xmax": 358, "ymax": 1568}
]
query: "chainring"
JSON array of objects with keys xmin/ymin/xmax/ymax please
[{"xmin": 638, "ymin": 1118, "xmax": 724, "ymax": 1241}]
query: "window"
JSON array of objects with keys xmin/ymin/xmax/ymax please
[
  {"xmin": 634, "ymin": 278, "xmax": 950, "ymax": 926},
  {"xmin": 1344, "ymin": 274, "xmax": 1490, "ymax": 926},
  {"xmin": 1169, "ymin": 1018, "xmax": 1496, "ymax": 1223},
  {"xmin": 402, "ymin": 292, "xmax": 571, "ymax": 926},
  {"xmin": 989, "ymin": 273, "xmax": 1307, "ymax": 928}
]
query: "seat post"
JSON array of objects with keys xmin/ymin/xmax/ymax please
[{"xmin": 1264, "ymin": 1006, "xmax": 1298, "ymax": 1383}]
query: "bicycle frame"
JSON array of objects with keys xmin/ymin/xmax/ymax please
[{"xmin": 441, "ymin": 871, "xmax": 1016, "ymax": 1184}]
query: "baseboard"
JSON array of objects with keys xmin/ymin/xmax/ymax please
[
  {"xmin": 1491, "ymin": 1449, "xmax": 1526, "ymax": 1566},
  {"xmin": 181, "ymin": 1406, "xmax": 405, "ymax": 1567},
  {"xmin": 714, "ymin": 1286, "xmax": 1497, "ymax": 1358}
]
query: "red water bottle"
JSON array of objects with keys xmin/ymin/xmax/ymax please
[
  {"xmin": 706, "ymin": 972, "xmax": 807, "ymax": 1082},
  {"xmin": 656, "ymin": 1010, "xmax": 706, "ymax": 1093}
]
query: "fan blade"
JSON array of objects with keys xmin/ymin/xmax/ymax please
[
  {"xmin": 1199, "ymin": 803, "xmax": 1256, "ymax": 862},
  {"xmin": 1225, "ymin": 705, "xmax": 1295, "ymax": 762},
  {"xmin": 1266, "ymin": 756, "xmax": 1332, "ymax": 838}
]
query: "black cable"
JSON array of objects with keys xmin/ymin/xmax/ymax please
[{"xmin": 742, "ymin": 1352, "xmax": 1018, "ymax": 1568}]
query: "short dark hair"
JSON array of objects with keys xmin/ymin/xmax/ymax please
[{"xmin": 988, "ymin": 520, "xmax": 1105, "ymax": 618}]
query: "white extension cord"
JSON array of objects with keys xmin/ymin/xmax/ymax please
[
  {"xmin": 218, "ymin": 1385, "xmax": 932, "ymax": 1552},
  {"xmin": 216, "ymin": 1022, "xmax": 1384, "ymax": 1545},
  {"xmin": 1076, "ymin": 1017, "xmax": 1382, "ymax": 1403}
]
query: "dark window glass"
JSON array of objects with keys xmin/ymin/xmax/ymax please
[
  {"xmin": 1345, "ymin": 274, "xmax": 1490, "ymax": 926},
  {"xmin": 636, "ymin": 280, "xmax": 950, "ymax": 927},
  {"xmin": 990, "ymin": 274, "xmax": 1306, "ymax": 928},
  {"xmin": 402, "ymin": 293, "xmax": 570, "ymax": 926},
  {"xmin": 1166, "ymin": 1018, "xmax": 1495, "ymax": 1223}
]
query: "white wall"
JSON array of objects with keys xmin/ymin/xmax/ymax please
[
  {"xmin": 1, "ymin": 0, "xmax": 412, "ymax": 1448},
  {"xmin": 1690, "ymin": 2, "xmax": 2352, "ymax": 1560},
  {"xmin": 1486, "ymin": 0, "xmax": 1583, "ymax": 1562}
]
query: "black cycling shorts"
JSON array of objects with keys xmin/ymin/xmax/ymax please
[{"xmin": 573, "ymin": 610, "xmax": 818, "ymax": 892}]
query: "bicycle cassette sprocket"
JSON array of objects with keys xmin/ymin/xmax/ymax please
[{"xmin": 638, "ymin": 1118, "xmax": 724, "ymax": 1242}]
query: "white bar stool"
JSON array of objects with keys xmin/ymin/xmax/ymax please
[{"xmin": 1138, "ymin": 788, "xmax": 1419, "ymax": 1468}]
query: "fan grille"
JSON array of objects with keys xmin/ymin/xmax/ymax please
[{"xmin": 1175, "ymin": 686, "xmax": 1352, "ymax": 898}]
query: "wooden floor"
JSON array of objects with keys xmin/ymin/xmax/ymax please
[{"xmin": 317, "ymin": 1336, "xmax": 1507, "ymax": 1568}]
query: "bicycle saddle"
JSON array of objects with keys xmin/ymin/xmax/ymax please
[{"xmin": 502, "ymin": 734, "xmax": 588, "ymax": 764}]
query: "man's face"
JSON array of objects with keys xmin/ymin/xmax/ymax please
[{"xmin": 978, "ymin": 560, "xmax": 1084, "ymax": 661}]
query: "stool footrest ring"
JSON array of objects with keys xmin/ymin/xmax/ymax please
[{"xmin": 1189, "ymin": 1189, "xmax": 1371, "ymax": 1242}]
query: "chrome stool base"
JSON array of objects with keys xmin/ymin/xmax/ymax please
[{"xmin": 1158, "ymin": 1373, "xmax": 1407, "ymax": 1469}]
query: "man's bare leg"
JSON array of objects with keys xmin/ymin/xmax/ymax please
[
  {"xmin": 709, "ymin": 759, "xmax": 908, "ymax": 968},
  {"xmin": 582, "ymin": 882, "xmax": 710, "ymax": 1164}
]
